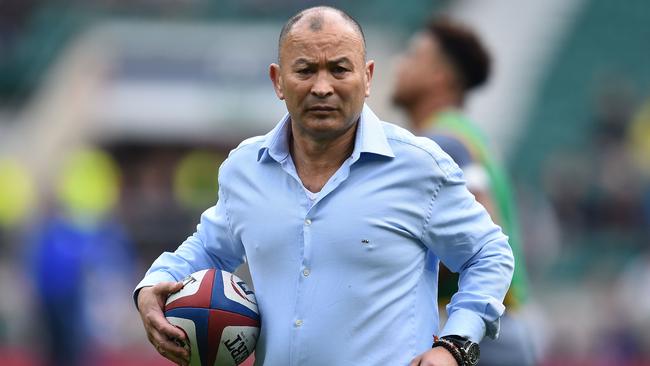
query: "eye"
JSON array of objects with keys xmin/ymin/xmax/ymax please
[
  {"xmin": 331, "ymin": 66, "xmax": 349, "ymax": 75},
  {"xmin": 296, "ymin": 68, "xmax": 313, "ymax": 75}
]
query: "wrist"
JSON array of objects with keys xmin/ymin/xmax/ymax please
[
  {"xmin": 432, "ymin": 335, "xmax": 480, "ymax": 366},
  {"xmin": 432, "ymin": 336, "xmax": 463, "ymax": 366},
  {"xmin": 135, "ymin": 285, "xmax": 154, "ymax": 311}
]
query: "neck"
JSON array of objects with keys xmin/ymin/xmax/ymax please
[
  {"xmin": 289, "ymin": 120, "xmax": 357, "ymax": 191},
  {"xmin": 407, "ymin": 91, "xmax": 462, "ymax": 133}
]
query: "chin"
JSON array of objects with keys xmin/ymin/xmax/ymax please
[
  {"xmin": 306, "ymin": 119, "xmax": 352, "ymax": 138},
  {"xmin": 303, "ymin": 112, "xmax": 338, "ymax": 125},
  {"xmin": 306, "ymin": 118, "xmax": 341, "ymax": 131}
]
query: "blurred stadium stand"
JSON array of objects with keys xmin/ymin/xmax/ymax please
[{"xmin": 512, "ymin": 0, "xmax": 650, "ymax": 272}]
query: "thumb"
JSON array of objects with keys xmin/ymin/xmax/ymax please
[
  {"xmin": 154, "ymin": 281, "xmax": 184, "ymax": 296},
  {"xmin": 153, "ymin": 281, "xmax": 185, "ymax": 308},
  {"xmin": 150, "ymin": 281, "xmax": 184, "ymax": 315}
]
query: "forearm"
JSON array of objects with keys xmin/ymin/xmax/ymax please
[
  {"xmin": 442, "ymin": 233, "xmax": 514, "ymax": 341},
  {"xmin": 424, "ymin": 166, "xmax": 515, "ymax": 342},
  {"xmin": 134, "ymin": 203, "xmax": 245, "ymax": 305}
]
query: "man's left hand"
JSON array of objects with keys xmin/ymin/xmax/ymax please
[{"xmin": 409, "ymin": 347, "xmax": 459, "ymax": 366}]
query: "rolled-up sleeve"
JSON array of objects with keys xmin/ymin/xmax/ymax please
[
  {"xmin": 133, "ymin": 181, "xmax": 245, "ymax": 302},
  {"xmin": 421, "ymin": 164, "xmax": 514, "ymax": 342}
]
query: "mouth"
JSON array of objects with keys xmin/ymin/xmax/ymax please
[{"xmin": 307, "ymin": 105, "xmax": 338, "ymax": 112}]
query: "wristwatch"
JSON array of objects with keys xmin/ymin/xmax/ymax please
[{"xmin": 432, "ymin": 335, "xmax": 480, "ymax": 366}]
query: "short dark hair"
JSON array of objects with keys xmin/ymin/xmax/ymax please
[
  {"xmin": 426, "ymin": 18, "xmax": 491, "ymax": 90},
  {"xmin": 278, "ymin": 6, "xmax": 366, "ymax": 62}
]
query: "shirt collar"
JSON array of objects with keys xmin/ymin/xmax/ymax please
[
  {"xmin": 257, "ymin": 104, "xmax": 395, "ymax": 163},
  {"xmin": 257, "ymin": 112, "xmax": 292, "ymax": 162}
]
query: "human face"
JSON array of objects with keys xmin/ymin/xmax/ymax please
[
  {"xmin": 270, "ymin": 16, "xmax": 374, "ymax": 142},
  {"xmin": 392, "ymin": 32, "xmax": 449, "ymax": 107}
]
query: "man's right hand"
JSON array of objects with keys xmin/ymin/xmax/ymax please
[{"xmin": 137, "ymin": 282, "xmax": 190, "ymax": 366}]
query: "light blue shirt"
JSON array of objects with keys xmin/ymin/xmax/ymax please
[{"xmin": 136, "ymin": 105, "xmax": 514, "ymax": 366}]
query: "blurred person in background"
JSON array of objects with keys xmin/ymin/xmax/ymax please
[
  {"xmin": 392, "ymin": 17, "xmax": 536, "ymax": 365},
  {"xmin": 0, "ymin": 158, "xmax": 37, "ymax": 362},
  {"xmin": 627, "ymin": 96, "xmax": 650, "ymax": 231},
  {"xmin": 25, "ymin": 148, "xmax": 136, "ymax": 366}
]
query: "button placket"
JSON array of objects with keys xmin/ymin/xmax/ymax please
[{"xmin": 293, "ymin": 214, "xmax": 312, "ymax": 355}]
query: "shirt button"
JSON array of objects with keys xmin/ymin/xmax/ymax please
[
  {"xmin": 304, "ymin": 219, "xmax": 312, "ymax": 226},
  {"xmin": 302, "ymin": 268, "xmax": 310, "ymax": 277},
  {"xmin": 295, "ymin": 319, "xmax": 303, "ymax": 327}
]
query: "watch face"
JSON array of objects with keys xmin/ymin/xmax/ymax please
[{"xmin": 466, "ymin": 343, "xmax": 480, "ymax": 366}]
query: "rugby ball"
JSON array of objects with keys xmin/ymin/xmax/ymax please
[{"xmin": 164, "ymin": 269, "xmax": 259, "ymax": 365}]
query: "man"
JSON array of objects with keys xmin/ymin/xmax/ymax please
[
  {"xmin": 393, "ymin": 18, "xmax": 534, "ymax": 365},
  {"xmin": 136, "ymin": 7, "xmax": 514, "ymax": 366}
]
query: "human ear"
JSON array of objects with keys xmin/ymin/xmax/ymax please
[
  {"xmin": 364, "ymin": 60, "xmax": 375, "ymax": 97},
  {"xmin": 269, "ymin": 63, "xmax": 284, "ymax": 100}
]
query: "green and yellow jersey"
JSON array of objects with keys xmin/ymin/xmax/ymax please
[{"xmin": 426, "ymin": 109, "xmax": 528, "ymax": 309}]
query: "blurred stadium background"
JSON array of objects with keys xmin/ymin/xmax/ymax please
[{"xmin": 0, "ymin": 0, "xmax": 649, "ymax": 365}]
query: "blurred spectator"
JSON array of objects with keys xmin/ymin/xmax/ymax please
[
  {"xmin": 0, "ymin": 158, "xmax": 36, "ymax": 232},
  {"xmin": 0, "ymin": 157, "xmax": 37, "ymax": 353},
  {"xmin": 628, "ymin": 97, "xmax": 650, "ymax": 229},
  {"xmin": 0, "ymin": 0, "xmax": 38, "ymax": 68},
  {"xmin": 392, "ymin": 17, "xmax": 536, "ymax": 365},
  {"xmin": 616, "ymin": 253, "xmax": 650, "ymax": 364},
  {"xmin": 115, "ymin": 146, "xmax": 196, "ymax": 267},
  {"xmin": 25, "ymin": 148, "xmax": 136, "ymax": 366},
  {"xmin": 539, "ymin": 80, "xmax": 650, "ymax": 366},
  {"xmin": 543, "ymin": 80, "xmax": 648, "ymax": 246},
  {"xmin": 173, "ymin": 150, "xmax": 223, "ymax": 214}
]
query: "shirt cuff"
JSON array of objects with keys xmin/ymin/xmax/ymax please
[
  {"xmin": 132, "ymin": 270, "xmax": 178, "ymax": 310},
  {"xmin": 440, "ymin": 308, "xmax": 488, "ymax": 343}
]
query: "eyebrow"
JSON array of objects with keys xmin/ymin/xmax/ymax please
[
  {"xmin": 292, "ymin": 58, "xmax": 313, "ymax": 67},
  {"xmin": 329, "ymin": 57, "xmax": 353, "ymax": 65},
  {"xmin": 291, "ymin": 56, "xmax": 353, "ymax": 67}
]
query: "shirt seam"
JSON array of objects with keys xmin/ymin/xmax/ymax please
[
  {"xmin": 232, "ymin": 135, "xmax": 266, "ymax": 156},
  {"xmin": 419, "ymin": 181, "xmax": 443, "ymax": 244},
  {"xmin": 383, "ymin": 136, "xmax": 451, "ymax": 242},
  {"xmin": 409, "ymin": 264, "xmax": 420, "ymax": 360},
  {"xmin": 218, "ymin": 167, "xmax": 240, "ymax": 252},
  {"xmin": 385, "ymin": 136, "xmax": 455, "ymax": 179}
]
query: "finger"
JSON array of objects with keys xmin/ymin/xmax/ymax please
[
  {"xmin": 153, "ymin": 281, "xmax": 184, "ymax": 296},
  {"xmin": 151, "ymin": 282, "xmax": 185, "ymax": 310},
  {"xmin": 157, "ymin": 346, "xmax": 188, "ymax": 366},
  {"xmin": 152, "ymin": 330, "xmax": 190, "ymax": 365},
  {"xmin": 151, "ymin": 313, "xmax": 187, "ymax": 341}
]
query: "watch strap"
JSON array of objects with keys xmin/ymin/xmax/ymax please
[{"xmin": 432, "ymin": 336, "xmax": 464, "ymax": 366}]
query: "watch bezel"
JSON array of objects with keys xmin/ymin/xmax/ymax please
[{"xmin": 465, "ymin": 342, "xmax": 480, "ymax": 366}]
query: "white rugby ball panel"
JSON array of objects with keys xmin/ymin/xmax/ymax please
[
  {"xmin": 221, "ymin": 271, "xmax": 258, "ymax": 314},
  {"xmin": 167, "ymin": 316, "xmax": 201, "ymax": 366},
  {"xmin": 215, "ymin": 326, "xmax": 259, "ymax": 366}
]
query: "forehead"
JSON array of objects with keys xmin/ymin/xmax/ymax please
[
  {"xmin": 281, "ymin": 15, "xmax": 364, "ymax": 62},
  {"xmin": 405, "ymin": 32, "xmax": 446, "ymax": 66}
]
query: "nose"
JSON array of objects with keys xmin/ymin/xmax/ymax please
[{"xmin": 311, "ymin": 70, "xmax": 334, "ymax": 98}]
